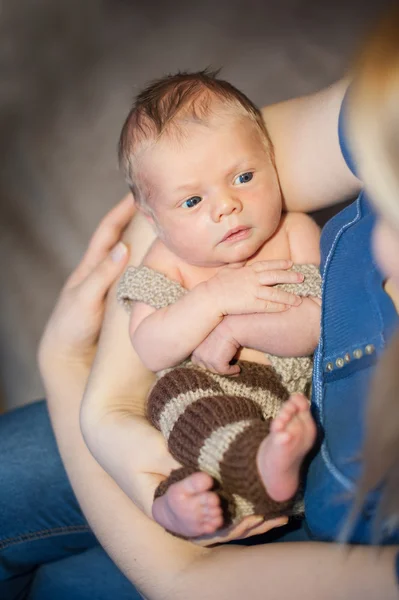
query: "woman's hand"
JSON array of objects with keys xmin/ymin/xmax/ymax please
[
  {"xmin": 38, "ymin": 195, "xmax": 134, "ymax": 385},
  {"xmin": 195, "ymin": 514, "xmax": 289, "ymax": 546}
]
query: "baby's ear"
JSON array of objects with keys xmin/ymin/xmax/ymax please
[
  {"xmin": 137, "ymin": 202, "xmax": 153, "ymax": 223},
  {"xmin": 143, "ymin": 210, "xmax": 155, "ymax": 226},
  {"xmin": 138, "ymin": 203, "xmax": 159, "ymax": 234}
]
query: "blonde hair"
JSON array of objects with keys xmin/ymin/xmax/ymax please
[
  {"xmin": 348, "ymin": 6, "xmax": 399, "ymax": 231},
  {"xmin": 343, "ymin": 6, "xmax": 399, "ymax": 542}
]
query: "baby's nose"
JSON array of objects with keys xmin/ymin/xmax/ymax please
[{"xmin": 213, "ymin": 195, "xmax": 242, "ymax": 221}]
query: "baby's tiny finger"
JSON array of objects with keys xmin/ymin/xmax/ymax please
[
  {"xmin": 258, "ymin": 269, "xmax": 304, "ymax": 286},
  {"xmin": 258, "ymin": 287, "xmax": 302, "ymax": 307},
  {"xmin": 224, "ymin": 364, "xmax": 241, "ymax": 376},
  {"xmin": 253, "ymin": 299, "xmax": 290, "ymax": 313},
  {"xmin": 212, "ymin": 359, "xmax": 240, "ymax": 376},
  {"xmin": 252, "ymin": 260, "xmax": 293, "ymax": 272}
]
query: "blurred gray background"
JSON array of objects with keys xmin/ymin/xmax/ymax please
[{"xmin": 0, "ymin": 0, "xmax": 392, "ymax": 410}]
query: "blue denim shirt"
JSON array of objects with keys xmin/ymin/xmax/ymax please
[
  {"xmin": 304, "ymin": 106, "xmax": 399, "ymax": 544},
  {"xmin": 305, "ymin": 194, "xmax": 398, "ymax": 543}
]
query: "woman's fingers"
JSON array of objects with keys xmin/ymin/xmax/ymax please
[
  {"xmin": 256, "ymin": 285, "xmax": 302, "ymax": 308},
  {"xmin": 251, "ymin": 259, "xmax": 293, "ymax": 272},
  {"xmin": 193, "ymin": 515, "xmax": 267, "ymax": 546},
  {"xmin": 257, "ymin": 269, "xmax": 304, "ymax": 286},
  {"xmin": 204, "ymin": 515, "xmax": 288, "ymax": 545},
  {"xmin": 77, "ymin": 241, "xmax": 129, "ymax": 305},
  {"xmin": 238, "ymin": 516, "xmax": 289, "ymax": 539},
  {"xmin": 67, "ymin": 195, "xmax": 134, "ymax": 288}
]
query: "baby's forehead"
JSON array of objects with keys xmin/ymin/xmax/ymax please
[
  {"xmin": 161, "ymin": 110, "xmax": 258, "ymax": 150},
  {"xmin": 141, "ymin": 111, "xmax": 267, "ymax": 176}
]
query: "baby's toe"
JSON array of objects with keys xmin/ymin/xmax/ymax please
[
  {"xmin": 184, "ymin": 472, "xmax": 214, "ymax": 494},
  {"xmin": 271, "ymin": 405, "xmax": 296, "ymax": 432},
  {"xmin": 205, "ymin": 492, "xmax": 221, "ymax": 508},
  {"xmin": 289, "ymin": 393, "xmax": 309, "ymax": 412}
]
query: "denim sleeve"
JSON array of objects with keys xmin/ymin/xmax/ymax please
[{"xmin": 338, "ymin": 88, "xmax": 358, "ymax": 177}]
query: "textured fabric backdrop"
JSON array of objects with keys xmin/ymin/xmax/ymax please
[{"xmin": 0, "ymin": 0, "xmax": 390, "ymax": 409}]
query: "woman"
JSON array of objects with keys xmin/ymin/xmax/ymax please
[{"xmin": 1, "ymin": 7, "xmax": 399, "ymax": 599}]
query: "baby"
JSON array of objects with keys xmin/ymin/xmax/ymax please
[{"xmin": 117, "ymin": 70, "xmax": 321, "ymax": 538}]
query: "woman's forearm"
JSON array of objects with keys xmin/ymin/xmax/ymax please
[
  {"xmin": 45, "ymin": 362, "xmax": 208, "ymax": 598},
  {"xmin": 262, "ymin": 79, "xmax": 362, "ymax": 212},
  {"xmin": 80, "ymin": 285, "xmax": 181, "ymax": 514},
  {"xmin": 176, "ymin": 541, "xmax": 398, "ymax": 600}
]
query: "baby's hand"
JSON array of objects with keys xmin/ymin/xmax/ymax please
[
  {"xmin": 207, "ymin": 259, "xmax": 303, "ymax": 316},
  {"xmin": 192, "ymin": 318, "xmax": 241, "ymax": 375},
  {"xmin": 152, "ymin": 473, "xmax": 223, "ymax": 538}
]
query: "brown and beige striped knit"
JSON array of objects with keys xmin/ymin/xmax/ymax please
[{"xmin": 118, "ymin": 264, "xmax": 321, "ymax": 530}]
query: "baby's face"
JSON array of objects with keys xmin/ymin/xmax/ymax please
[{"xmin": 140, "ymin": 114, "xmax": 282, "ymax": 267}]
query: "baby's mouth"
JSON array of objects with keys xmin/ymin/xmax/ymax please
[{"xmin": 221, "ymin": 226, "xmax": 251, "ymax": 243}]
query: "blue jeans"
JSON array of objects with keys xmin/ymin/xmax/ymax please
[
  {"xmin": 0, "ymin": 400, "xmax": 142, "ymax": 600},
  {"xmin": 0, "ymin": 400, "xmax": 310, "ymax": 600}
]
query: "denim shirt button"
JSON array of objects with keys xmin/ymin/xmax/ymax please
[
  {"xmin": 365, "ymin": 344, "xmax": 375, "ymax": 355},
  {"xmin": 344, "ymin": 353, "xmax": 351, "ymax": 363},
  {"xmin": 325, "ymin": 362, "xmax": 334, "ymax": 372},
  {"xmin": 353, "ymin": 348, "xmax": 363, "ymax": 359},
  {"xmin": 335, "ymin": 357, "xmax": 345, "ymax": 368}
]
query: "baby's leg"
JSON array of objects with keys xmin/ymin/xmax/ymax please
[
  {"xmin": 153, "ymin": 468, "xmax": 223, "ymax": 538},
  {"xmin": 148, "ymin": 364, "xmax": 295, "ymax": 531},
  {"xmin": 256, "ymin": 393, "xmax": 316, "ymax": 502}
]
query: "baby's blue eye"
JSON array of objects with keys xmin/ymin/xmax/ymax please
[
  {"xmin": 182, "ymin": 196, "xmax": 202, "ymax": 209},
  {"xmin": 234, "ymin": 172, "xmax": 253, "ymax": 185}
]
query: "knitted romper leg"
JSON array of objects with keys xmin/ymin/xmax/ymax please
[{"xmin": 147, "ymin": 362, "xmax": 295, "ymax": 527}]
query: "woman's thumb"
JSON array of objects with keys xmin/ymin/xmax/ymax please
[
  {"xmin": 110, "ymin": 241, "xmax": 129, "ymax": 264},
  {"xmin": 85, "ymin": 242, "xmax": 129, "ymax": 301}
]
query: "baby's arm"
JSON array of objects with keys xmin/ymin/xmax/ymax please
[
  {"xmin": 193, "ymin": 297, "xmax": 321, "ymax": 374},
  {"xmin": 193, "ymin": 214, "xmax": 321, "ymax": 373},
  {"xmin": 129, "ymin": 239, "xmax": 224, "ymax": 371},
  {"xmin": 131, "ymin": 241, "xmax": 302, "ymax": 372}
]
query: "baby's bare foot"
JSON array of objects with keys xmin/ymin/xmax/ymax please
[
  {"xmin": 256, "ymin": 394, "xmax": 316, "ymax": 502},
  {"xmin": 152, "ymin": 472, "xmax": 223, "ymax": 538}
]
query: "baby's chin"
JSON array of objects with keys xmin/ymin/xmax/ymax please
[
  {"xmin": 179, "ymin": 237, "xmax": 266, "ymax": 267},
  {"xmin": 220, "ymin": 245, "xmax": 262, "ymax": 266},
  {"xmin": 230, "ymin": 234, "xmax": 270, "ymax": 262}
]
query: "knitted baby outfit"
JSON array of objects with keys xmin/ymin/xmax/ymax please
[{"xmin": 118, "ymin": 264, "xmax": 321, "ymax": 527}]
